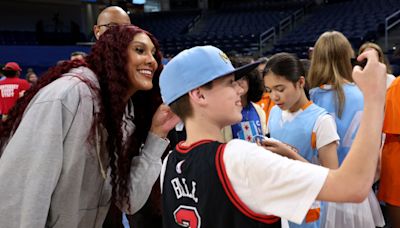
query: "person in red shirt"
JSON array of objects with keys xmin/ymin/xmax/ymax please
[{"xmin": 0, "ymin": 62, "xmax": 30, "ymax": 120}]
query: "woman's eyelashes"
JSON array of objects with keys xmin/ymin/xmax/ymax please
[
  {"xmin": 265, "ymin": 86, "xmax": 284, "ymax": 93},
  {"xmin": 135, "ymin": 47, "xmax": 145, "ymax": 55},
  {"xmin": 134, "ymin": 46, "xmax": 157, "ymax": 60}
]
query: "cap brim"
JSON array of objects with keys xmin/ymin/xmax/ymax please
[{"xmin": 229, "ymin": 59, "xmax": 263, "ymax": 80}]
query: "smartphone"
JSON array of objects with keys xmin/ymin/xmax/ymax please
[
  {"xmin": 253, "ymin": 135, "xmax": 267, "ymax": 143},
  {"xmin": 351, "ymin": 58, "xmax": 367, "ymax": 68},
  {"xmin": 253, "ymin": 135, "xmax": 280, "ymax": 144}
]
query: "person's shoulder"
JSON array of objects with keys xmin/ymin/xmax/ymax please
[
  {"xmin": 0, "ymin": 77, "xmax": 15, "ymax": 84},
  {"xmin": 251, "ymin": 101, "xmax": 266, "ymax": 115},
  {"xmin": 16, "ymin": 78, "xmax": 28, "ymax": 82},
  {"xmin": 40, "ymin": 78, "xmax": 83, "ymax": 99},
  {"xmin": 17, "ymin": 78, "xmax": 30, "ymax": 87},
  {"xmin": 343, "ymin": 83, "xmax": 364, "ymax": 99},
  {"xmin": 386, "ymin": 77, "xmax": 400, "ymax": 103},
  {"xmin": 344, "ymin": 82, "xmax": 361, "ymax": 90},
  {"xmin": 33, "ymin": 67, "xmax": 97, "ymax": 104},
  {"xmin": 224, "ymin": 139, "xmax": 289, "ymax": 168},
  {"xmin": 225, "ymin": 139, "xmax": 259, "ymax": 155},
  {"xmin": 251, "ymin": 101, "xmax": 263, "ymax": 111},
  {"xmin": 318, "ymin": 111, "xmax": 334, "ymax": 121},
  {"xmin": 309, "ymin": 87, "xmax": 323, "ymax": 98},
  {"xmin": 388, "ymin": 76, "xmax": 400, "ymax": 90},
  {"xmin": 309, "ymin": 102, "xmax": 328, "ymax": 114},
  {"xmin": 387, "ymin": 73, "xmax": 396, "ymax": 80},
  {"xmin": 315, "ymin": 112, "xmax": 337, "ymax": 132},
  {"xmin": 268, "ymin": 104, "xmax": 280, "ymax": 116},
  {"xmin": 311, "ymin": 85, "xmax": 331, "ymax": 91},
  {"xmin": 226, "ymin": 138, "xmax": 250, "ymax": 147}
]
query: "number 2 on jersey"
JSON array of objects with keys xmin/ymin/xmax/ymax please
[{"xmin": 173, "ymin": 205, "xmax": 201, "ymax": 228}]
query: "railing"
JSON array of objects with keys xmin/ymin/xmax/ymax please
[
  {"xmin": 293, "ymin": 8, "xmax": 304, "ymax": 26},
  {"xmin": 76, "ymin": 42, "xmax": 95, "ymax": 46},
  {"xmin": 279, "ymin": 15, "xmax": 292, "ymax": 38},
  {"xmin": 259, "ymin": 27, "xmax": 276, "ymax": 56},
  {"xmin": 385, "ymin": 9, "xmax": 400, "ymax": 50},
  {"xmin": 187, "ymin": 14, "xmax": 201, "ymax": 33}
]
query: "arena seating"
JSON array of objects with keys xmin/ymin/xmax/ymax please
[
  {"xmin": 1, "ymin": 0, "xmax": 399, "ymax": 60},
  {"xmin": 0, "ymin": 30, "xmax": 87, "ymax": 46},
  {"xmin": 130, "ymin": 9, "xmax": 294, "ymax": 55},
  {"xmin": 272, "ymin": 0, "xmax": 400, "ymax": 58}
]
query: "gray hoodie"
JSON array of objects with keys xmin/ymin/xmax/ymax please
[{"xmin": 0, "ymin": 67, "xmax": 168, "ymax": 227}]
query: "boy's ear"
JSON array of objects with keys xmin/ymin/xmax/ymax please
[{"xmin": 188, "ymin": 88, "xmax": 206, "ymax": 105}]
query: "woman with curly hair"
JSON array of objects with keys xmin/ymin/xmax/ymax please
[{"xmin": 0, "ymin": 25, "xmax": 179, "ymax": 227}]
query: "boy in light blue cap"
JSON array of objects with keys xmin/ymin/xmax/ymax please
[{"xmin": 159, "ymin": 45, "xmax": 387, "ymax": 228}]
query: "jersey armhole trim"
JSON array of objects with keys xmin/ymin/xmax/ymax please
[{"xmin": 215, "ymin": 144, "xmax": 280, "ymax": 224}]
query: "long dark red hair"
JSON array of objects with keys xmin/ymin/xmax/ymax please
[{"xmin": 0, "ymin": 25, "xmax": 164, "ymax": 210}]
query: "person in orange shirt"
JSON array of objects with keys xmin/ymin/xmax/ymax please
[
  {"xmin": 378, "ymin": 76, "xmax": 400, "ymax": 228},
  {"xmin": 257, "ymin": 92, "xmax": 274, "ymax": 122},
  {"xmin": 256, "ymin": 57, "xmax": 275, "ymax": 122}
]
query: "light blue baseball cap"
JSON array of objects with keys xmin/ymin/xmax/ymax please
[{"xmin": 160, "ymin": 45, "xmax": 262, "ymax": 105}]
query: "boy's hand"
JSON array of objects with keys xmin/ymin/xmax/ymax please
[
  {"xmin": 258, "ymin": 139, "xmax": 298, "ymax": 158},
  {"xmin": 150, "ymin": 104, "xmax": 181, "ymax": 138},
  {"xmin": 352, "ymin": 50, "xmax": 386, "ymax": 103}
]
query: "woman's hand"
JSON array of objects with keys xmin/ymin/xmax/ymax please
[{"xmin": 150, "ymin": 104, "xmax": 181, "ymax": 138}]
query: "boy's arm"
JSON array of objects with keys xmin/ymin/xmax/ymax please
[
  {"xmin": 317, "ymin": 50, "xmax": 386, "ymax": 202},
  {"xmin": 223, "ymin": 140, "xmax": 328, "ymax": 224}
]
